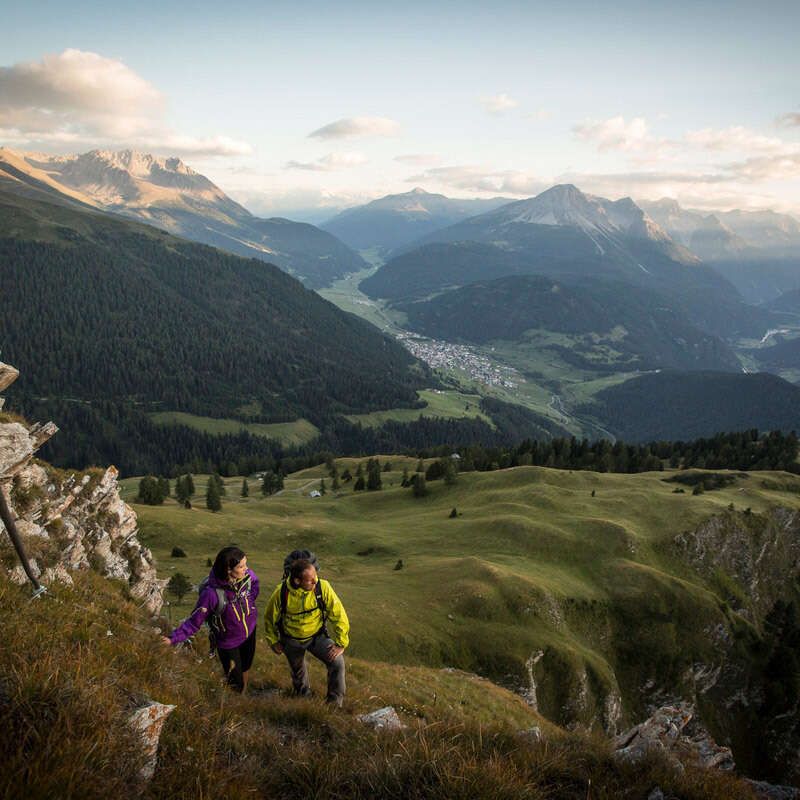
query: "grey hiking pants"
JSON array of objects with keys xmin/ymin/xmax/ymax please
[{"xmin": 282, "ymin": 631, "xmax": 346, "ymax": 706}]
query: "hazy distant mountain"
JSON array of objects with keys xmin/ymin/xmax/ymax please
[
  {"xmin": 0, "ymin": 147, "xmax": 366, "ymax": 288},
  {"xmin": 641, "ymin": 198, "xmax": 800, "ymax": 303},
  {"xmin": 716, "ymin": 208, "xmax": 800, "ymax": 254},
  {"xmin": 321, "ymin": 187, "xmax": 511, "ymax": 253},
  {"xmin": 765, "ymin": 288, "xmax": 800, "ymax": 317},
  {"xmin": 398, "ymin": 275, "xmax": 742, "ymax": 373},
  {"xmin": 639, "ymin": 198, "xmax": 750, "ymax": 261},
  {"xmin": 361, "ymin": 184, "xmax": 762, "ymax": 338},
  {"xmin": 580, "ymin": 371, "xmax": 800, "ymax": 442}
]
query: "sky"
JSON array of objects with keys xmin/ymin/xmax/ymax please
[{"xmin": 2, "ymin": 0, "xmax": 800, "ymax": 219}]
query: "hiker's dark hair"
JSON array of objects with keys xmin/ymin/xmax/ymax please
[
  {"xmin": 289, "ymin": 558, "xmax": 314, "ymax": 582},
  {"xmin": 212, "ymin": 546, "xmax": 246, "ymax": 582}
]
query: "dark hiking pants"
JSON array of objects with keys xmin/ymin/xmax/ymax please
[
  {"xmin": 218, "ymin": 630, "xmax": 256, "ymax": 692},
  {"xmin": 282, "ymin": 631, "xmax": 346, "ymax": 706}
]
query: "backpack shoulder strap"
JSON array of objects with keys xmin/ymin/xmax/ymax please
[
  {"xmin": 215, "ymin": 587, "xmax": 227, "ymax": 615},
  {"xmin": 315, "ymin": 580, "xmax": 326, "ymax": 619}
]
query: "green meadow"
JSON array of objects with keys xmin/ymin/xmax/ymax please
[{"xmin": 122, "ymin": 461, "xmax": 800, "ymax": 731}]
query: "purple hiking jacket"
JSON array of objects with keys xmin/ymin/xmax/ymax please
[{"xmin": 170, "ymin": 568, "xmax": 259, "ymax": 649}]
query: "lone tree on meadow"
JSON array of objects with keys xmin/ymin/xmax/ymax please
[
  {"xmin": 366, "ymin": 458, "xmax": 382, "ymax": 491},
  {"xmin": 241, "ymin": 478, "xmax": 249, "ymax": 497},
  {"xmin": 137, "ymin": 475, "xmax": 166, "ymax": 505},
  {"xmin": 167, "ymin": 572, "xmax": 193, "ymax": 603},
  {"xmin": 206, "ymin": 480, "xmax": 222, "ymax": 512}
]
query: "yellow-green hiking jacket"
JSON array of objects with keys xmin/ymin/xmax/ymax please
[{"xmin": 263, "ymin": 578, "xmax": 350, "ymax": 648}]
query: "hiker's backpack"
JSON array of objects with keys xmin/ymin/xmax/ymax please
[
  {"xmin": 279, "ymin": 549, "xmax": 326, "ymax": 635},
  {"xmin": 197, "ymin": 575, "xmax": 228, "ymax": 656}
]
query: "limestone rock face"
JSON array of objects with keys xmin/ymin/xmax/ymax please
[
  {"xmin": 614, "ymin": 703, "xmax": 735, "ymax": 772},
  {"xmin": 0, "ymin": 361, "xmax": 164, "ymax": 613}
]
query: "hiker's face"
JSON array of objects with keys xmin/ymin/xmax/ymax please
[
  {"xmin": 229, "ymin": 556, "xmax": 247, "ymax": 582},
  {"xmin": 296, "ymin": 567, "xmax": 317, "ymax": 592}
]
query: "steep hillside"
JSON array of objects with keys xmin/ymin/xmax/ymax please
[
  {"xmin": 398, "ymin": 275, "xmax": 742, "ymax": 373},
  {"xmin": 0, "ymin": 147, "xmax": 367, "ymax": 288},
  {"xmin": 322, "ymin": 187, "xmax": 510, "ymax": 253},
  {"xmin": 0, "ymin": 190, "xmax": 433, "ymax": 466},
  {"xmin": 580, "ymin": 371, "xmax": 800, "ymax": 441}
]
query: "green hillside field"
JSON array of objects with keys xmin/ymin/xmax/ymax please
[{"xmin": 122, "ymin": 460, "xmax": 800, "ymax": 773}]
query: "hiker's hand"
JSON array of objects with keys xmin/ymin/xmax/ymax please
[
  {"xmin": 271, "ymin": 642, "xmax": 284, "ymax": 655},
  {"xmin": 160, "ymin": 636, "xmax": 172, "ymax": 646},
  {"xmin": 326, "ymin": 644, "xmax": 344, "ymax": 662}
]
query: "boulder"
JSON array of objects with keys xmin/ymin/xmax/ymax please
[
  {"xmin": 357, "ymin": 706, "xmax": 407, "ymax": 731},
  {"xmin": 128, "ymin": 700, "xmax": 176, "ymax": 780}
]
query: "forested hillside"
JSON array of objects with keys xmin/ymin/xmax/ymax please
[
  {"xmin": 399, "ymin": 275, "xmax": 742, "ymax": 372},
  {"xmin": 581, "ymin": 371, "xmax": 800, "ymax": 442}
]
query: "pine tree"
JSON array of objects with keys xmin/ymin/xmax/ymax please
[
  {"xmin": 186, "ymin": 473, "xmax": 195, "ymax": 496},
  {"xmin": 401, "ymin": 467, "xmax": 410, "ymax": 487},
  {"xmin": 241, "ymin": 478, "xmax": 249, "ymax": 497},
  {"xmin": 167, "ymin": 572, "xmax": 193, "ymax": 602},
  {"xmin": 354, "ymin": 475, "xmax": 366, "ymax": 491},
  {"xmin": 319, "ymin": 478, "xmax": 326, "ymax": 495},
  {"xmin": 206, "ymin": 480, "xmax": 222, "ymax": 511},
  {"xmin": 416, "ymin": 458, "xmax": 424, "ymax": 473},
  {"xmin": 413, "ymin": 473, "xmax": 428, "ymax": 498},
  {"xmin": 366, "ymin": 458, "xmax": 382, "ymax": 491},
  {"xmin": 332, "ymin": 472, "xmax": 340, "ymax": 492}
]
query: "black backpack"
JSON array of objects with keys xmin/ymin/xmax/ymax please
[
  {"xmin": 279, "ymin": 549, "xmax": 326, "ymax": 636},
  {"xmin": 197, "ymin": 576, "xmax": 228, "ymax": 656}
]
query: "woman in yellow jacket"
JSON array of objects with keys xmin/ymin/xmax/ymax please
[{"xmin": 264, "ymin": 557, "xmax": 349, "ymax": 706}]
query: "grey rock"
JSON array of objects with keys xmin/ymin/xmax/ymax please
[
  {"xmin": 128, "ymin": 700, "xmax": 176, "ymax": 780},
  {"xmin": 357, "ymin": 706, "xmax": 407, "ymax": 731}
]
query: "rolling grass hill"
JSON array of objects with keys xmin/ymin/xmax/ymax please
[{"xmin": 122, "ymin": 461, "xmax": 800, "ymax": 780}]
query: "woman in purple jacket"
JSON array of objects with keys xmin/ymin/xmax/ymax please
[{"xmin": 163, "ymin": 546, "xmax": 259, "ymax": 692}]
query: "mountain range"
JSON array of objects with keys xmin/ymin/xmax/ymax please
[
  {"xmin": 0, "ymin": 147, "xmax": 366, "ymax": 288},
  {"xmin": 322, "ymin": 187, "xmax": 511, "ymax": 253},
  {"xmin": 641, "ymin": 198, "xmax": 800, "ymax": 303},
  {"xmin": 361, "ymin": 184, "xmax": 768, "ymax": 339}
]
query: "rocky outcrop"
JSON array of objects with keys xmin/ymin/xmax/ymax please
[
  {"xmin": 675, "ymin": 507, "xmax": 800, "ymax": 623},
  {"xmin": 357, "ymin": 706, "xmax": 407, "ymax": 731},
  {"xmin": 0, "ymin": 361, "xmax": 164, "ymax": 613},
  {"xmin": 614, "ymin": 703, "xmax": 735, "ymax": 772}
]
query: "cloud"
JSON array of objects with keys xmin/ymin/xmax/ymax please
[
  {"xmin": 573, "ymin": 115, "xmax": 657, "ymax": 153},
  {"xmin": 525, "ymin": 109, "xmax": 553, "ymax": 121},
  {"xmin": 406, "ymin": 164, "xmax": 543, "ymax": 195},
  {"xmin": 777, "ymin": 111, "xmax": 800, "ymax": 127},
  {"xmin": 723, "ymin": 152, "xmax": 800, "ymax": 181},
  {"xmin": 685, "ymin": 126, "xmax": 788, "ymax": 153},
  {"xmin": 480, "ymin": 93, "xmax": 518, "ymax": 114},
  {"xmin": 0, "ymin": 49, "xmax": 251, "ymax": 157},
  {"xmin": 394, "ymin": 153, "xmax": 441, "ymax": 166},
  {"xmin": 308, "ymin": 116, "xmax": 400, "ymax": 140},
  {"xmin": 285, "ymin": 152, "xmax": 368, "ymax": 171}
]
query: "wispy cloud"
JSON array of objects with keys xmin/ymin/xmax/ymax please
[
  {"xmin": 406, "ymin": 164, "xmax": 542, "ymax": 195},
  {"xmin": 285, "ymin": 152, "xmax": 368, "ymax": 171},
  {"xmin": 0, "ymin": 49, "xmax": 251, "ymax": 157},
  {"xmin": 480, "ymin": 93, "xmax": 518, "ymax": 114},
  {"xmin": 308, "ymin": 116, "xmax": 400, "ymax": 140},
  {"xmin": 685, "ymin": 125, "xmax": 789, "ymax": 153},
  {"xmin": 777, "ymin": 110, "xmax": 800, "ymax": 127},
  {"xmin": 573, "ymin": 115, "xmax": 660, "ymax": 153},
  {"xmin": 394, "ymin": 153, "xmax": 441, "ymax": 166}
]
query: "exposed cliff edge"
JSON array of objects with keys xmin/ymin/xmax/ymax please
[{"xmin": 0, "ymin": 361, "xmax": 163, "ymax": 613}]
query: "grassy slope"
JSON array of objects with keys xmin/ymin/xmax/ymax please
[
  {"xmin": 345, "ymin": 389, "xmax": 493, "ymax": 428},
  {"xmin": 2, "ymin": 570, "xmax": 755, "ymax": 799},
  {"xmin": 123, "ymin": 464, "xmax": 800, "ymax": 731}
]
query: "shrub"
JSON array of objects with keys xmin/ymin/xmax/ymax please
[{"xmin": 171, "ymin": 547, "xmax": 187, "ymax": 558}]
